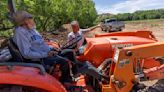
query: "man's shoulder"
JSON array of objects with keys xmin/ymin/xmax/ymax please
[
  {"xmin": 15, "ymin": 26, "xmax": 27, "ymax": 34},
  {"xmin": 78, "ymin": 29, "xmax": 86, "ymax": 35}
]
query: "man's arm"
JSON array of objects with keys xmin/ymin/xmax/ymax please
[
  {"xmin": 81, "ymin": 24, "xmax": 101, "ymax": 34},
  {"xmin": 14, "ymin": 30, "xmax": 48, "ymax": 59}
]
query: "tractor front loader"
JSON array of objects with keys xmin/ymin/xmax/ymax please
[{"xmin": 102, "ymin": 42, "xmax": 164, "ymax": 92}]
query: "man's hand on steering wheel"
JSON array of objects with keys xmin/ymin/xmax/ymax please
[
  {"xmin": 48, "ymin": 51, "xmax": 58, "ymax": 57},
  {"xmin": 61, "ymin": 36, "xmax": 82, "ymax": 50},
  {"xmin": 53, "ymin": 47, "xmax": 60, "ymax": 52}
]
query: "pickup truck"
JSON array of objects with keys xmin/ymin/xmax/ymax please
[{"xmin": 101, "ymin": 18, "xmax": 125, "ymax": 32}]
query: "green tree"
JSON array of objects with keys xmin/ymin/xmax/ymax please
[
  {"xmin": 96, "ymin": 9, "xmax": 164, "ymax": 22},
  {"xmin": 0, "ymin": 0, "xmax": 97, "ymax": 32}
]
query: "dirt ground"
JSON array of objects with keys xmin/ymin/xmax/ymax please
[{"xmin": 124, "ymin": 19, "xmax": 164, "ymax": 41}]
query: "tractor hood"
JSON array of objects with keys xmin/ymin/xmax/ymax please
[
  {"xmin": 86, "ymin": 36, "xmax": 157, "ymax": 49},
  {"xmin": 78, "ymin": 31, "xmax": 157, "ymax": 67}
]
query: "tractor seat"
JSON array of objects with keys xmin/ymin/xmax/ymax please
[
  {"xmin": 8, "ymin": 37, "xmax": 29, "ymax": 62},
  {"xmin": 8, "ymin": 37, "xmax": 45, "ymax": 65}
]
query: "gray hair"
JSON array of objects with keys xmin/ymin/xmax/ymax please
[{"xmin": 71, "ymin": 21, "xmax": 79, "ymax": 26}]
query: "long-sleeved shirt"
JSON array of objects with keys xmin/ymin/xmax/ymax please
[{"xmin": 13, "ymin": 26, "xmax": 51, "ymax": 59}]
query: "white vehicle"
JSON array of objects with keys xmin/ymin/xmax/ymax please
[{"xmin": 101, "ymin": 18, "xmax": 125, "ymax": 32}]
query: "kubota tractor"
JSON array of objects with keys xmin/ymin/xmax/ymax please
[
  {"xmin": 0, "ymin": 0, "xmax": 163, "ymax": 92},
  {"xmin": 1, "ymin": 32, "xmax": 164, "ymax": 92}
]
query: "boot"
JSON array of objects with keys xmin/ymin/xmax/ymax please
[{"xmin": 77, "ymin": 61, "xmax": 110, "ymax": 81}]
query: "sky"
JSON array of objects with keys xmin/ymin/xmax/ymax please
[{"xmin": 93, "ymin": 0, "xmax": 164, "ymax": 14}]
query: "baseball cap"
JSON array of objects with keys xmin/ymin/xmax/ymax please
[{"xmin": 12, "ymin": 10, "xmax": 33, "ymax": 25}]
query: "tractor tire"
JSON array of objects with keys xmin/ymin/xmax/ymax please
[
  {"xmin": 118, "ymin": 28, "xmax": 122, "ymax": 31},
  {"xmin": 0, "ymin": 85, "xmax": 47, "ymax": 92},
  {"xmin": 156, "ymin": 57, "xmax": 164, "ymax": 64},
  {"xmin": 0, "ymin": 85, "xmax": 24, "ymax": 92},
  {"xmin": 137, "ymin": 79, "xmax": 164, "ymax": 92},
  {"xmin": 102, "ymin": 28, "xmax": 107, "ymax": 32},
  {"xmin": 102, "ymin": 29, "xmax": 106, "ymax": 32}
]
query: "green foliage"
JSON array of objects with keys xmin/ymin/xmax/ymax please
[
  {"xmin": 0, "ymin": 30, "xmax": 13, "ymax": 37},
  {"xmin": 0, "ymin": 0, "xmax": 97, "ymax": 33},
  {"xmin": 0, "ymin": 0, "xmax": 14, "ymax": 37},
  {"xmin": 97, "ymin": 9, "xmax": 164, "ymax": 22}
]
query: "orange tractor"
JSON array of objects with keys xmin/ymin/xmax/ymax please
[
  {"xmin": 0, "ymin": 0, "xmax": 163, "ymax": 91},
  {"xmin": 1, "ymin": 31, "xmax": 164, "ymax": 92}
]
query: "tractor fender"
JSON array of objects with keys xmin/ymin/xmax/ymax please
[{"xmin": 0, "ymin": 66, "xmax": 66, "ymax": 92}]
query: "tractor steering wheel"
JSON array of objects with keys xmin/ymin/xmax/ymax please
[{"xmin": 60, "ymin": 36, "xmax": 82, "ymax": 50}]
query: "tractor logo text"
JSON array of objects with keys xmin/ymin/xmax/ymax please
[{"xmin": 112, "ymin": 44, "xmax": 133, "ymax": 49}]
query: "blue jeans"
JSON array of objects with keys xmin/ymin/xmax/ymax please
[
  {"xmin": 43, "ymin": 50, "xmax": 76, "ymax": 83},
  {"xmin": 43, "ymin": 55, "xmax": 68, "ymax": 66}
]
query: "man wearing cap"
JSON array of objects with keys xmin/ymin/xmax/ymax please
[
  {"xmin": 12, "ymin": 10, "xmax": 76, "ymax": 83},
  {"xmin": 68, "ymin": 21, "xmax": 100, "ymax": 49}
]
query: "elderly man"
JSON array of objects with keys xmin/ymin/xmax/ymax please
[
  {"xmin": 12, "ymin": 10, "xmax": 76, "ymax": 83},
  {"xmin": 68, "ymin": 21, "xmax": 100, "ymax": 48}
]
